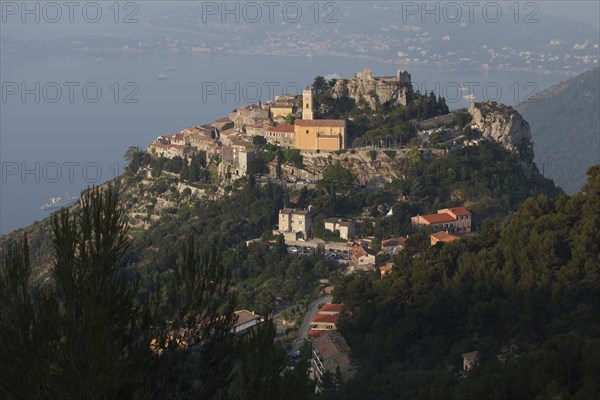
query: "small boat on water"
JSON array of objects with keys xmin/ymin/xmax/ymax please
[
  {"xmin": 41, "ymin": 193, "xmax": 79, "ymax": 211},
  {"xmin": 93, "ymin": 57, "xmax": 104, "ymax": 64},
  {"xmin": 163, "ymin": 66, "xmax": 175, "ymax": 72},
  {"xmin": 157, "ymin": 73, "xmax": 169, "ymax": 80}
]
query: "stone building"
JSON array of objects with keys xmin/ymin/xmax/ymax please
[
  {"xmin": 219, "ymin": 140, "xmax": 254, "ymax": 179},
  {"xmin": 324, "ymin": 218, "xmax": 356, "ymax": 240},
  {"xmin": 269, "ymin": 97, "xmax": 298, "ymax": 119},
  {"xmin": 278, "ymin": 208, "xmax": 312, "ymax": 240},
  {"xmin": 264, "ymin": 124, "xmax": 295, "ymax": 148},
  {"xmin": 229, "ymin": 103, "xmax": 269, "ymax": 128}
]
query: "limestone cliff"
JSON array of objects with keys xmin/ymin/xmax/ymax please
[
  {"xmin": 275, "ymin": 149, "xmax": 444, "ymax": 186},
  {"xmin": 468, "ymin": 101, "xmax": 533, "ymax": 158},
  {"xmin": 332, "ymin": 68, "xmax": 413, "ymax": 111}
]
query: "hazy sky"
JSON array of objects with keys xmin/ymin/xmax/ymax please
[
  {"xmin": 542, "ymin": 1, "xmax": 599, "ymax": 29},
  {"xmin": 1, "ymin": 1, "xmax": 598, "ymax": 40}
]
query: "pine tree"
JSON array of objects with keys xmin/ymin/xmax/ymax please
[{"xmin": 48, "ymin": 186, "xmax": 151, "ymax": 399}]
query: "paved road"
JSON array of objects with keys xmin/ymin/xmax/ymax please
[{"xmin": 290, "ymin": 294, "xmax": 332, "ymax": 353}]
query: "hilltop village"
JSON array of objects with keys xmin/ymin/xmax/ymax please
[
  {"xmin": 1, "ymin": 66, "xmax": 583, "ymax": 397},
  {"xmin": 126, "ymin": 68, "xmax": 539, "ymax": 391},
  {"xmin": 148, "ymin": 80, "xmax": 348, "ymax": 179},
  {"xmin": 144, "ymin": 68, "xmax": 530, "ymax": 264}
]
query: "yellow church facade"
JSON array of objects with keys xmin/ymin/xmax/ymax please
[
  {"xmin": 294, "ymin": 120, "xmax": 346, "ymax": 150},
  {"xmin": 293, "ymin": 88, "xmax": 346, "ymax": 150}
]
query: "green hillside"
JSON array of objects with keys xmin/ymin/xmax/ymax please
[
  {"xmin": 327, "ymin": 166, "xmax": 600, "ymax": 400},
  {"xmin": 517, "ymin": 68, "xmax": 600, "ymax": 194}
]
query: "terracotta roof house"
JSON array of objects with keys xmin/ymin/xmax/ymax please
[
  {"xmin": 233, "ymin": 310, "xmax": 263, "ymax": 334},
  {"xmin": 381, "ymin": 237, "xmax": 407, "ymax": 254},
  {"xmin": 350, "ymin": 245, "xmax": 376, "ymax": 266},
  {"xmin": 411, "ymin": 207, "xmax": 472, "ymax": 234},
  {"xmin": 379, "ymin": 262, "xmax": 394, "ymax": 277},
  {"xmin": 320, "ymin": 303, "xmax": 343, "ymax": 315},
  {"xmin": 430, "ymin": 231, "xmax": 460, "ymax": 246},
  {"xmin": 310, "ymin": 313, "xmax": 338, "ymax": 332}
]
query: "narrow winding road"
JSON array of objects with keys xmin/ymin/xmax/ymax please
[{"xmin": 290, "ymin": 294, "xmax": 332, "ymax": 353}]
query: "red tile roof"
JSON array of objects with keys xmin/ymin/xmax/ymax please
[
  {"xmin": 350, "ymin": 246, "xmax": 367, "ymax": 258},
  {"xmin": 295, "ymin": 119, "xmax": 346, "ymax": 127},
  {"xmin": 268, "ymin": 124, "xmax": 295, "ymax": 133},
  {"xmin": 431, "ymin": 231, "xmax": 460, "ymax": 242},
  {"xmin": 320, "ymin": 304, "xmax": 343, "ymax": 313},
  {"xmin": 312, "ymin": 314, "xmax": 338, "ymax": 324},
  {"xmin": 420, "ymin": 213, "xmax": 456, "ymax": 224}
]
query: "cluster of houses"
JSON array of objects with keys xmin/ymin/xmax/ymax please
[
  {"xmin": 274, "ymin": 205, "xmax": 472, "ymax": 275},
  {"xmin": 411, "ymin": 206, "xmax": 472, "ymax": 245},
  {"xmin": 147, "ymin": 88, "xmax": 348, "ymax": 180}
]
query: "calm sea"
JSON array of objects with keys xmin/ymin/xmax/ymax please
[{"xmin": 0, "ymin": 52, "xmax": 566, "ymax": 234}]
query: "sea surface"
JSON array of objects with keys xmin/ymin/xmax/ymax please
[{"xmin": 0, "ymin": 52, "xmax": 568, "ymax": 234}]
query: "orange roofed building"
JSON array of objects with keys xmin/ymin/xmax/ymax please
[
  {"xmin": 309, "ymin": 303, "xmax": 343, "ymax": 336},
  {"xmin": 430, "ymin": 231, "xmax": 460, "ymax": 245},
  {"xmin": 411, "ymin": 207, "xmax": 472, "ymax": 234}
]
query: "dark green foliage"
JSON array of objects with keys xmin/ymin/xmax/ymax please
[
  {"xmin": 328, "ymin": 166, "xmax": 600, "ymax": 399},
  {"xmin": 227, "ymin": 320, "xmax": 314, "ymax": 400},
  {"xmin": 454, "ymin": 111, "xmax": 473, "ymax": 129},
  {"xmin": 0, "ymin": 237, "xmax": 50, "ymax": 399},
  {"xmin": 0, "ymin": 186, "xmax": 312, "ymax": 399},
  {"xmin": 252, "ymin": 135, "xmax": 267, "ymax": 146},
  {"xmin": 319, "ymin": 161, "xmax": 354, "ymax": 190},
  {"xmin": 221, "ymin": 121, "xmax": 235, "ymax": 131},
  {"xmin": 283, "ymin": 149, "xmax": 303, "ymax": 167},
  {"xmin": 404, "ymin": 141, "xmax": 560, "ymax": 215},
  {"xmin": 48, "ymin": 187, "xmax": 148, "ymax": 399},
  {"xmin": 125, "ymin": 146, "xmax": 151, "ymax": 174}
]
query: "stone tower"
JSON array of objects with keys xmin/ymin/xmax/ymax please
[{"xmin": 302, "ymin": 88, "xmax": 314, "ymax": 120}]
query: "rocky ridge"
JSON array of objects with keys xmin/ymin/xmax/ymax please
[
  {"xmin": 332, "ymin": 68, "xmax": 413, "ymax": 110},
  {"xmin": 468, "ymin": 101, "xmax": 533, "ymax": 156}
]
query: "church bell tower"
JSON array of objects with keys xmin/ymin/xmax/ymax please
[{"xmin": 302, "ymin": 88, "xmax": 314, "ymax": 120}]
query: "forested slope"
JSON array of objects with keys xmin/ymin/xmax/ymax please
[{"xmin": 327, "ymin": 165, "xmax": 600, "ymax": 400}]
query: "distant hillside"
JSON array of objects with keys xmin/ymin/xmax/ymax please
[{"xmin": 517, "ymin": 68, "xmax": 600, "ymax": 194}]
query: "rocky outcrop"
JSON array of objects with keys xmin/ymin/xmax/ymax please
[
  {"xmin": 332, "ymin": 68, "xmax": 413, "ymax": 111},
  {"xmin": 468, "ymin": 101, "xmax": 533, "ymax": 156},
  {"xmin": 274, "ymin": 149, "xmax": 445, "ymax": 186}
]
